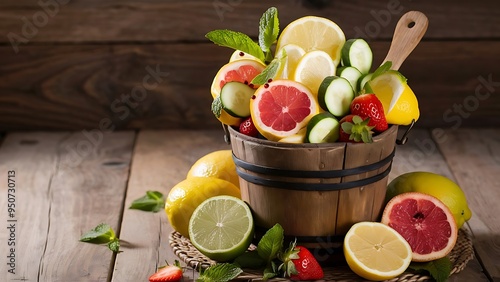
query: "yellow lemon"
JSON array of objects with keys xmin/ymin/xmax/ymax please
[
  {"xmin": 275, "ymin": 44, "xmax": 306, "ymax": 79},
  {"xmin": 165, "ymin": 177, "xmax": 240, "ymax": 238},
  {"xmin": 276, "ymin": 16, "xmax": 345, "ymax": 65},
  {"xmin": 366, "ymin": 70, "xmax": 419, "ymax": 125},
  {"xmin": 187, "ymin": 150, "xmax": 239, "ymax": 188},
  {"xmin": 293, "ymin": 50, "xmax": 336, "ymax": 96},
  {"xmin": 386, "ymin": 171, "xmax": 472, "ymax": 228},
  {"xmin": 344, "ymin": 222, "xmax": 412, "ymax": 281}
]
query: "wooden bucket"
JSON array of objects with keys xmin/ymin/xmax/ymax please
[{"xmin": 228, "ymin": 125, "xmax": 399, "ymax": 248}]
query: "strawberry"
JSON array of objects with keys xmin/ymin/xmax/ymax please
[
  {"xmin": 239, "ymin": 116, "xmax": 259, "ymax": 137},
  {"xmin": 339, "ymin": 114, "xmax": 374, "ymax": 143},
  {"xmin": 279, "ymin": 241, "xmax": 324, "ymax": 281},
  {"xmin": 149, "ymin": 261, "xmax": 183, "ymax": 282},
  {"xmin": 350, "ymin": 93, "xmax": 388, "ymax": 132}
]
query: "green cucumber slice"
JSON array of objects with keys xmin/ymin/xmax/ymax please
[
  {"xmin": 306, "ymin": 112, "xmax": 340, "ymax": 143},
  {"xmin": 341, "ymin": 39, "xmax": 373, "ymax": 74},
  {"xmin": 337, "ymin": 66, "xmax": 363, "ymax": 93},
  {"xmin": 220, "ymin": 81, "xmax": 255, "ymax": 118},
  {"xmin": 318, "ymin": 76, "xmax": 354, "ymax": 117},
  {"xmin": 358, "ymin": 73, "xmax": 374, "ymax": 93}
]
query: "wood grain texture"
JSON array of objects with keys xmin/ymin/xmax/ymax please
[
  {"xmin": 112, "ymin": 130, "xmax": 230, "ymax": 282},
  {"xmin": 1, "ymin": 41, "xmax": 499, "ymax": 130},
  {"xmin": 433, "ymin": 128, "xmax": 500, "ymax": 281},
  {"xmin": 0, "ymin": 0, "xmax": 499, "ymax": 43},
  {"xmin": 0, "ymin": 131, "xmax": 135, "ymax": 281}
]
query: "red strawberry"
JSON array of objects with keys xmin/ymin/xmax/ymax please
[
  {"xmin": 339, "ymin": 114, "xmax": 374, "ymax": 143},
  {"xmin": 280, "ymin": 241, "xmax": 324, "ymax": 281},
  {"xmin": 239, "ymin": 116, "xmax": 259, "ymax": 137},
  {"xmin": 350, "ymin": 93, "xmax": 388, "ymax": 132},
  {"xmin": 149, "ymin": 261, "xmax": 183, "ymax": 282}
]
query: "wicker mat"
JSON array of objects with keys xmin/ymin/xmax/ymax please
[{"xmin": 169, "ymin": 229, "xmax": 474, "ymax": 281}]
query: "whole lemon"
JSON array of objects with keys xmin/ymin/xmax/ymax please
[
  {"xmin": 187, "ymin": 150, "xmax": 240, "ymax": 188},
  {"xmin": 165, "ymin": 177, "xmax": 240, "ymax": 238},
  {"xmin": 386, "ymin": 171, "xmax": 472, "ymax": 228}
]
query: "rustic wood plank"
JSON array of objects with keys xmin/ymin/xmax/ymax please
[
  {"xmin": 0, "ymin": 0, "xmax": 498, "ymax": 44},
  {"xmin": 433, "ymin": 128, "xmax": 500, "ymax": 281},
  {"xmin": 1, "ymin": 41, "xmax": 499, "ymax": 131},
  {"xmin": 0, "ymin": 131, "xmax": 135, "ymax": 281},
  {"xmin": 390, "ymin": 128, "xmax": 489, "ymax": 281},
  {"xmin": 112, "ymin": 129, "xmax": 231, "ymax": 282}
]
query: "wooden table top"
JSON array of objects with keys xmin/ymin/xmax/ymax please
[{"xmin": 0, "ymin": 128, "xmax": 497, "ymax": 282}]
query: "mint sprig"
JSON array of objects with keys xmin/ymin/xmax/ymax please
[
  {"xmin": 259, "ymin": 7, "xmax": 279, "ymax": 62},
  {"xmin": 129, "ymin": 191, "xmax": 165, "ymax": 213},
  {"xmin": 257, "ymin": 223, "xmax": 284, "ymax": 263},
  {"xmin": 206, "ymin": 30, "xmax": 265, "ymax": 62},
  {"xmin": 197, "ymin": 263, "xmax": 243, "ymax": 282},
  {"xmin": 251, "ymin": 49, "xmax": 287, "ymax": 85},
  {"xmin": 80, "ymin": 223, "xmax": 120, "ymax": 252},
  {"xmin": 211, "ymin": 95, "xmax": 223, "ymax": 118},
  {"xmin": 409, "ymin": 257, "xmax": 452, "ymax": 282}
]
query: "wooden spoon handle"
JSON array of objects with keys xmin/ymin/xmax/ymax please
[{"xmin": 382, "ymin": 11, "xmax": 428, "ymax": 71}]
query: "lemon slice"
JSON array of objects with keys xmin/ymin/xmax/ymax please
[
  {"xmin": 344, "ymin": 222, "xmax": 412, "ymax": 281},
  {"xmin": 275, "ymin": 44, "xmax": 306, "ymax": 79},
  {"xmin": 293, "ymin": 50, "xmax": 336, "ymax": 96},
  {"xmin": 366, "ymin": 70, "xmax": 419, "ymax": 125},
  {"xmin": 276, "ymin": 16, "xmax": 345, "ymax": 65},
  {"xmin": 188, "ymin": 195, "xmax": 254, "ymax": 262},
  {"xmin": 278, "ymin": 127, "xmax": 307, "ymax": 143}
]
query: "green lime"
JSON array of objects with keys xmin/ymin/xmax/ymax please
[{"xmin": 188, "ymin": 195, "xmax": 254, "ymax": 262}]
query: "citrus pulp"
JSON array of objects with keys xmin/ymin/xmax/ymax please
[
  {"xmin": 250, "ymin": 79, "xmax": 320, "ymax": 141},
  {"xmin": 344, "ymin": 222, "xmax": 412, "ymax": 281},
  {"xmin": 382, "ymin": 192, "xmax": 458, "ymax": 262},
  {"xmin": 188, "ymin": 195, "xmax": 254, "ymax": 262}
]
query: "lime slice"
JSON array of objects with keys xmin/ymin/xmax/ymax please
[{"xmin": 188, "ymin": 195, "xmax": 254, "ymax": 262}]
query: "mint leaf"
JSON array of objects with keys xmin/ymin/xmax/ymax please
[
  {"xmin": 129, "ymin": 191, "xmax": 165, "ymax": 212},
  {"xmin": 251, "ymin": 49, "xmax": 287, "ymax": 85},
  {"xmin": 197, "ymin": 263, "xmax": 242, "ymax": 282},
  {"xmin": 262, "ymin": 261, "xmax": 278, "ymax": 280},
  {"xmin": 409, "ymin": 257, "xmax": 452, "ymax": 282},
  {"xmin": 80, "ymin": 223, "xmax": 116, "ymax": 245},
  {"xmin": 234, "ymin": 251, "xmax": 266, "ymax": 269},
  {"xmin": 257, "ymin": 223, "xmax": 284, "ymax": 263},
  {"xmin": 108, "ymin": 239, "xmax": 120, "ymax": 252},
  {"xmin": 206, "ymin": 30, "xmax": 265, "ymax": 62},
  {"xmin": 259, "ymin": 7, "xmax": 279, "ymax": 56},
  {"xmin": 211, "ymin": 96, "xmax": 223, "ymax": 118}
]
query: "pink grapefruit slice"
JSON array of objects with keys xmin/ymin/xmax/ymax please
[
  {"xmin": 250, "ymin": 80, "xmax": 320, "ymax": 141},
  {"xmin": 211, "ymin": 59, "xmax": 265, "ymax": 98},
  {"xmin": 381, "ymin": 192, "xmax": 458, "ymax": 262}
]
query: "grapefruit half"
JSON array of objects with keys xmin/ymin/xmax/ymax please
[
  {"xmin": 211, "ymin": 59, "xmax": 265, "ymax": 98},
  {"xmin": 250, "ymin": 80, "xmax": 320, "ymax": 141},
  {"xmin": 381, "ymin": 192, "xmax": 458, "ymax": 262}
]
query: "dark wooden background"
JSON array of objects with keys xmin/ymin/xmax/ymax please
[{"xmin": 0, "ymin": 0, "xmax": 499, "ymax": 131}]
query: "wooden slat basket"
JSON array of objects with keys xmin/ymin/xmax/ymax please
[{"xmin": 228, "ymin": 125, "xmax": 399, "ymax": 248}]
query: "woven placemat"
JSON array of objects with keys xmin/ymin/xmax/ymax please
[{"xmin": 169, "ymin": 229, "xmax": 474, "ymax": 281}]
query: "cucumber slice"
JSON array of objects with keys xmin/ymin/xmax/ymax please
[
  {"xmin": 318, "ymin": 76, "xmax": 354, "ymax": 117},
  {"xmin": 337, "ymin": 66, "xmax": 363, "ymax": 93},
  {"xmin": 341, "ymin": 39, "xmax": 373, "ymax": 74},
  {"xmin": 306, "ymin": 112, "xmax": 340, "ymax": 143},
  {"xmin": 358, "ymin": 73, "xmax": 374, "ymax": 92},
  {"xmin": 220, "ymin": 81, "xmax": 255, "ymax": 118}
]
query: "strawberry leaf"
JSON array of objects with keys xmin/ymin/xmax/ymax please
[
  {"xmin": 409, "ymin": 257, "xmax": 452, "ymax": 282},
  {"xmin": 206, "ymin": 30, "xmax": 265, "ymax": 62}
]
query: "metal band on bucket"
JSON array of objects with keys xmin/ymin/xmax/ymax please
[{"xmin": 233, "ymin": 149, "xmax": 395, "ymax": 191}]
